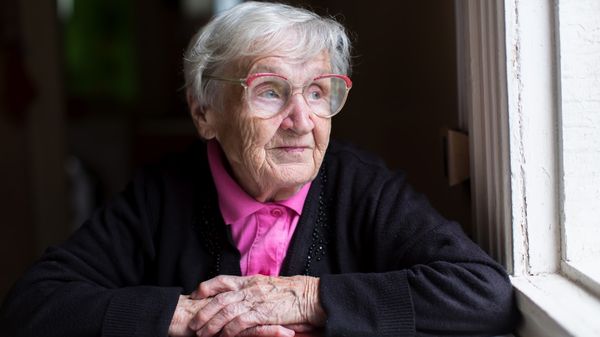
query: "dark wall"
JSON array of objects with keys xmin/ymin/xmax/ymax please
[{"xmin": 295, "ymin": 1, "xmax": 472, "ymax": 231}]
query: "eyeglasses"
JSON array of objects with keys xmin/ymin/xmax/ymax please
[{"xmin": 204, "ymin": 73, "xmax": 352, "ymax": 118}]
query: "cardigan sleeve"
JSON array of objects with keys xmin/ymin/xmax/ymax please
[
  {"xmin": 318, "ymin": 171, "xmax": 517, "ymax": 337},
  {"xmin": 0, "ymin": 169, "xmax": 182, "ymax": 337}
]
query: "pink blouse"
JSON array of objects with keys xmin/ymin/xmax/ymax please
[{"xmin": 207, "ymin": 140, "xmax": 311, "ymax": 276}]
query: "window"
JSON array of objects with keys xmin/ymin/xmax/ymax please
[
  {"xmin": 557, "ymin": 0, "xmax": 600, "ymax": 294},
  {"xmin": 455, "ymin": 0, "xmax": 600, "ymax": 335}
]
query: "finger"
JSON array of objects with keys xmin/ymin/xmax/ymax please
[
  {"xmin": 169, "ymin": 296, "xmax": 213, "ymax": 337},
  {"xmin": 236, "ymin": 325, "xmax": 295, "ymax": 337},
  {"xmin": 220, "ymin": 311, "xmax": 265, "ymax": 337},
  {"xmin": 185, "ymin": 297, "xmax": 213, "ymax": 315},
  {"xmin": 193, "ymin": 275, "xmax": 244, "ymax": 299},
  {"xmin": 282, "ymin": 324, "xmax": 314, "ymax": 333},
  {"xmin": 189, "ymin": 291, "xmax": 245, "ymax": 330},
  {"xmin": 195, "ymin": 301, "xmax": 252, "ymax": 337}
]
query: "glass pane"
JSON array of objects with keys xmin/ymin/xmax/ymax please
[{"xmin": 559, "ymin": 0, "xmax": 600, "ymax": 270}]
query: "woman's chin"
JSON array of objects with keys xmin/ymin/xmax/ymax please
[{"xmin": 274, "ymin": 165, "xmax": 317, "ymax": 184}]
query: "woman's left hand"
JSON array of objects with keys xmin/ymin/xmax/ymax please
[{"xmin": 188, "ymin": 275, "xmax": 325, "ymax": 337}]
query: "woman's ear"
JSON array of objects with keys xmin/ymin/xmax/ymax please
[{"xmin": 187, "ymin": 90, "xmax": 217, "ymax": 140}]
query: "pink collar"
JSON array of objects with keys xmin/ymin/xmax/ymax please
[{"xmin": 206, "ymin": 140, "xmax": 311, "ymax": 224}]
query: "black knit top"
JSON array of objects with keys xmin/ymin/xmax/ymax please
[{"xmin": 0, "ymin": 140, "xmax": 517, "ymax": 337}]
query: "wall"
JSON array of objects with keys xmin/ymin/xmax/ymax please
[
  {"xmin": 296, "ymin": 0, "xmax": 472, "ymax": 231},
  {"xmin": 0, "ymin": 0, "xmax": 68, "ymax": 301},
  {"xmin": 0, "ymin": 37, "xmax": 36, "ymax": 306}
]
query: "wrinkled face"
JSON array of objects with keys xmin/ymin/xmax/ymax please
[{"xmin": 198, "ymin": 51, "xmax": 333, "ymax": 202}]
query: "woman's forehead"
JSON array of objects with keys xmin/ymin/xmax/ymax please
[{"xmin": 245, "ymin": 52, "xmax": 332, "ymax": 77}]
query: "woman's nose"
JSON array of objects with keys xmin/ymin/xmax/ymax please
[{"xmin": 280, "ymin": 93, "xmax": 315, "ymax": 134}]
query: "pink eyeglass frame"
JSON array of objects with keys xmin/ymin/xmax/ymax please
[
  {"xmin": 242, "ymin": 72, "xmax": 353, "ymax": 89},
  {"xmin": 204, "ymin": 72, "xmax": 353, "ymax": 118}
]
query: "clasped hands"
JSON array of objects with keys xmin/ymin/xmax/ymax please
[{"xmin": 168, "ymin": 275, "xmax": 325, "ymax": 337}]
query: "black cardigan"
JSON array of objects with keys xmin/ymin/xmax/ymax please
[{"xmin": 0, "ymin": 140, "xmax": 517, "ymax": 337}]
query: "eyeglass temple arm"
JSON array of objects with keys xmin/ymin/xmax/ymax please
[{"xmin": 203, "ymin": 75, "xmax": 245, "ymax": 84}]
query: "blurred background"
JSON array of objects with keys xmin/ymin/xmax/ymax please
[{"xmin": 0, "ymin": 0, "xmax": 469, "ymax": 302}]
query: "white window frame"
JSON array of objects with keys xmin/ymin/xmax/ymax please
[{"xmin": 455, "ymin": 0, "xmax": 600, "ymax": 336}]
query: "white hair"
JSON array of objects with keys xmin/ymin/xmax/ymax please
[{"xmin": 183, "ymin": 1, "xmax": 352, "ymax": 110}]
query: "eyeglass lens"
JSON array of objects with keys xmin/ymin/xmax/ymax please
[{"xmin": 247, "ymin": 75, "xmax": 348, "ymax": 118}]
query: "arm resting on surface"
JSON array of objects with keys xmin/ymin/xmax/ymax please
[
  {"xmin": 0, "ymin": 170, "xmax": 183, "ymax": 337},
  {"xmin": 319, "ymin": 224, "xmax": 517, "ymax": 337},
  {"xmin": 317, "ymin": 165, "xmax": 518, "ymax": 337}
]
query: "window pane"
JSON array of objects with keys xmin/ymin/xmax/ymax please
[{"xmin": 559, "ymin": 0, "xmax": 600, "ymax": 267}]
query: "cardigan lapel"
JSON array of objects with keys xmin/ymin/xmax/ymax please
[
  {"xmin": 191, "ymin": 142, "xmax": 242, "ymax": 278},
  {"xmin": 280, "ymin": 167, "xmax": 333, "ymax": 276}
]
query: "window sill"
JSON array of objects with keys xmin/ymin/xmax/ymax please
[
  {"xmin": 562, "ymin": 260, "xmax": 600, "ymax": 296},
  {"xmin": 511, "ymin": 274, "xmax": 600, "ymax": 336}
]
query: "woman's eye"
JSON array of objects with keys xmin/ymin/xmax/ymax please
[
  {"xmin": 261, "ymin": 89, "xmax": 281, "ymax": 99},
  {"xmin": 254, "ymin": 81, "xmax": 285, "ymax": 100},
  {"xmin": 307, "ymin": 87, "xmax": 323, "ymax": 100}
]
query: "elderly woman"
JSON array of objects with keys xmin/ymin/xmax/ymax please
[{"xmin": 0, "ymin": 2, "xmax": 517, "ymax": 337}]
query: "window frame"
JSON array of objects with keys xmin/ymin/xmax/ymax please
[{"xmin": 455, "ymin": 0, "xmax": 600, "ymax": 335}]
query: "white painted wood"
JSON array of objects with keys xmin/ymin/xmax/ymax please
[
  {"xmin": 460, "ymin": 0, "xmax": 600, "ymax": 335},
  {"xmin": 504, "ymin": 0, "xmax": 561, "ymax": 275},
  {"xmin": 512, "ymin": 274, "xmax": 600, "ymax": 336},
  {"xmin": 562, "ymin": 260, "xmax": 600, "ymax": 300},
  {"xmin": 557, "ymin": 0, "xmax": 600, "ymax": 267}
]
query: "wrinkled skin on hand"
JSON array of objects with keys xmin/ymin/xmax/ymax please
[
  {"xmin": 169, "ymin": 295, "xmax": 206, "ymax": 337},
  {"xmin": 172, "ymin": 275, "xmax": 325, "ymax": 337},
  {"xmin": 169, "ymin": 295, "xmax": 307, "ymax": 337}
]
